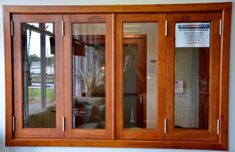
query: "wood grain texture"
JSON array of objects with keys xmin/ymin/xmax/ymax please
[
  {"xmin": 115, "ymin": 13, "xmax": 166, "ymax": 140},
  {"xmin": 3, "ymin": 3, "xmax": 231, "ymax": 13},
  {"xmin": 63, "ymin": 14, "xmax": 114, "ymax": 139},
  {"xmin": 7, "ymin": 139, "xmax": 227, "ymax": 150},
  {"xmin": 4, "ymin": 6, "xmax": 13, "ymax": 145},
  {"xmin": 3, "ymin": 3, "xmax": 231, "ymax": 150},
  {"xmin": 219, "ymin": 8, "xmax": 231, "ymax": 149},
  {"xmin": 166, "ymin": 12, "xmax": 222, "ymax": 142},
  {"xmin": 12, "ymin": 14, "xmax": 64, "ymax": 138}
]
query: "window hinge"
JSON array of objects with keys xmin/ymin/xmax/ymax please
[
  {"xmin": 217, "ymin": 119, "xmax": 220, "ymax": 135},
  {"xmin": 10, "ymin": 20, "xmax": 14, "ymax": 36},
  {"xmin": 12, "ymin": 116, "xmax": 16, "ymax": 131},
  {"xmin": 164, "ymin": 118, "xmax": 167, "ymax": 133},
  {"xmin": 165, "ymin": 20, "xmax": 168, "ymax": 36},
  {"xmin": 219, "ymin": 19, "xmax": 223, "ymax": 36},
  {"xmin": 62, "ymin": 117, "xmax": 65, "ymax": 132},
  {"xmin": 62, "ymin": 21, "xmax": 64, "ymax": 36}
]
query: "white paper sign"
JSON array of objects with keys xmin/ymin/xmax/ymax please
[
  {"xmin": 175, "ymin": 80, "xmax": 184, "ymax": 94},
  {"xmin": 175, "ymin": 23, "xmax": 210, "ymax": 48}
]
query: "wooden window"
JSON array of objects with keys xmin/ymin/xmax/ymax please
[
  {"xmin": 116, "ymin": 14, "xmax": 166, "ymax": 140},
  {"xmin": 63, "ymin": 14, "xmax": 115, "ymax": 139},
  {"xmin": 12, "ymin": 14, "xmax": 64, "ymax": 138},
  {"xmin": 166, "ymin": 12, "xmax": 222, "ymax": 142},
  {"xmin": 4, "ymin": 3, "xmax": 231, "ymax": 150}
]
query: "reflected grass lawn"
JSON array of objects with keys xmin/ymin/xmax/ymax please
[{"xmin": 28, "ymin": 88, "xmax": 55, "ymax": 101}]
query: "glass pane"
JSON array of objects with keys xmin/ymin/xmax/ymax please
[
  {"xmin": 123, "ymin": 23, "xmax": 158, "ymax": 129},
  {"xmin": 72, "ymin": 23, "xmax": 106, "ymax": 129},
  {"xmin": 174, "ymin": 23, "xmax": 210, "ymax": 129},
  {"xmin": 22, "ymin": 23, "xmax": 56, "ymax": 128}
]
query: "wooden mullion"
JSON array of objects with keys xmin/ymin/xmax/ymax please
[{"xmin": 219, "ymin": 8, "xmax": 231, "ymax": 149}]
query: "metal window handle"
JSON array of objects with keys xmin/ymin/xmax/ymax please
[
  {"xmin": 139, "ymin": 95, "xmax": 143, "ymax": 104},
  {"xmin": 62, "ymin": 117, "xmax": 65, "ymax": 132},
  {"xmin": 164, "ymin": 118, "xmax": 167, "ymax": 133}
]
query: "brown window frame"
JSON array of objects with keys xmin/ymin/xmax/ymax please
[
  {"xmin": 63, "ymin": 14, "xmax": 115, "ymax": 139},
  {"xmin": 115, "ymin": 13, "xmax": 166, "ymax": 140},
  {"xmin": 3, "ymin": 3, "xmax": 231, "ymax": 150},
  {"xmin": 12, "ymin": 14, "xmax": 64, "ymax": 139},
  {"xmin": 166, "ymin": 12, "xmax": 222, "ymax": 142}
]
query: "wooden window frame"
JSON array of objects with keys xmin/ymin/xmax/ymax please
[
  {"xmin": 116, "ymin": 13, "xmax": 166, "ymax": 140},
  {"xmin": 3, "ymin": 3, "xmax": 231, "ymax": 150},
  {"xmin": 63, "ymin": 14, "xmax": 115, "ymax": 140},
  {"xmin": 166, "ymin": 12, "xmax": 222, "ymax": 142},
  {"xmin": 12, "ymin": 14, "xmax": 64, "ymax": 138}
]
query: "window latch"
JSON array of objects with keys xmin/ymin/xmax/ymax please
[{"xmin": 139, "ymin": 94, "xmax": 143, "ymax": 104}]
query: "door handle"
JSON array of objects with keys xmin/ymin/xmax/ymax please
[{"xmin": 139, "ymin": 94, "xmax": 143, "ymax": 104}]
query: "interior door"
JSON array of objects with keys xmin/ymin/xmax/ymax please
[
  {"xmin": 123, "ymin": 35, "xmax": 147, "ymax": 128},
  {"xmin": 63, "ymin": 14, "xmax": 114, "ymax": 139},
  {"xmin": 199, "ymin": 48, "xmax": 210, "ymax": 129},
  {"xmin": 166, "ymin": 12, "xmax": 221, "ymax": 141},
  {"xmin": 116, "ymin": 14, "xmax": 166, "ymax": 140}
]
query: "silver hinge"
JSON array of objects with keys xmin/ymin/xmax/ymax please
[
  {"xmin": 62, "ymin": 117, "xmax": 65, "ymax": 132},
  {"xmin": 10, "ymin": 20, "xmax": 14, "ymax": 36},
  {"xmin": 12, "ymin": 116, "xmax": 15, "ymax": 131},
  {"xmin": 219, "ymin": 19, "xmax": 223, "ymax": 36},
  {"xmin": 164, "ymin": 118, "xmax": 167, "ymax": 133},
  {"xmin": 62, "ymin": 21, "xmax": 64, "ymax": 36},
  {"xmin": 165, "ymin": 20, "xmax": 168, "ymax": 36},
  {"xmin": 217, "ymin": 119, "xmax": 220, "ymax": 135}
]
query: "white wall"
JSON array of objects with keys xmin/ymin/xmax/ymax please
[
  {"xmin": 175, "ymin": 48, "xmax": 200, "ymax": 128},
  {"xmin": 0, "ymin": 0, "xmax": 234, "ymax": 152}
]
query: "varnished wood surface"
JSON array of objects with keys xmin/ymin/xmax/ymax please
[
  {"xmin": 219, "ymin": 8, "xmax": 231, "ymax": 149},
  {"xmin": 12, "ymin": 14, "xmax": 64, "ymax": 138},
  {"xmin": 7, "ymin": 139, "xmax": 227, "ymax": 150},
  {"xmin": 115, "ymin": 13, "xmax": 166, "ymax": 140},
  {"xmin": 63, "ymin": 14, "xmax": 114, "ymax": 139},
  {"xmin": 166, "ymin": 12, "xmax": 221, "ymax": 142},
  {"xmin": 3, "ymin": 2, "xmax": 231, "ymax": 150},
  {"xmin": 4, "ymin": 6, "xmax": 13, "ymax": 145},
  {"xmin": 3, "ymin": 3, "xmax": 231, "ymax": 13}
]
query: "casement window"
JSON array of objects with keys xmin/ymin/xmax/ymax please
[{"xmin": 4, "ymin": 3, "xmax": 231, "ymax": 150}]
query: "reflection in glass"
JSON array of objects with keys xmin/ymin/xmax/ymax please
[
  {"xmin": 174, "ymin": 48, "xmax": 209, "ymax": 129},
  {"xmin": 22, "ymin": 23, "xmax": 56, "ymax": 128},
  {"xmin": 123, "ymin": 23, "xmax": 157, "ymax": 129},
  {"xmin": 72, "ymin": 23, "xmax": 106, "ymax": 129}
]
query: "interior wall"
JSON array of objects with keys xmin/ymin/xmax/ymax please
[
  {"xmin": 0, "ymin": 0, "xmax": 234, "ymax": 152},
  {"xmin": 175, "ymin": 48, "xmax": 199, "ymax": 128}
]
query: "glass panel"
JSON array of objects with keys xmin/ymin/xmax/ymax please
[
  {"xmin": 22, "ymin": 23, "xmax": 56, "ymax": 128},
  {"xmin": 72, "ymin": 23, "xmax": 106, "ymax": 129},
  {"xmin": 174, "ymin": 23, "xmax": 210, "ymax": 129},
  {"xmin": 123, "ymin": 23, "xmax": 158, "ymax": 129}
]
